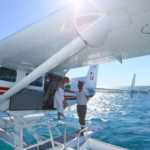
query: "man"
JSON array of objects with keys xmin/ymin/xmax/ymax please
[{"xmin": 65, "ymin": 81, "xmax": 90, "ymax": 133}]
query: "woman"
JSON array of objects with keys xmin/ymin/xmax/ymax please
[{"xmin": 54, "ymin": 77, "xmax": 70, "ymax": 120}]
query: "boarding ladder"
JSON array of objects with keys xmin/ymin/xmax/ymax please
[{"xmin": 43, "ymin": 111, "xmax": 78, "ymax": 136}]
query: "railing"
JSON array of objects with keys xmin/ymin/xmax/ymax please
[
  {"xmin": 43, "ymin": 111, "xmax": 78, "ymax": 134},
  {"xmin": 0, "ymin": 118, "xmax": 88, "ymax": 150},
  {"xmin": 0, "ymin": 118, "xmax": 20, "ymax": 149},
  {"xmin": 64, "ymin": 123, "xmax": 88, "ymax": 150},
  {"xmin": 19, "ymin": 122, "xmax": 64, "ymax": 150},
  {"xmin": 0, "ymin": 118, "xmax": 64, "ymax": 150},
  {"xmin": 0, "ymin": 137, "xmax": 19, "ymax": 150}
]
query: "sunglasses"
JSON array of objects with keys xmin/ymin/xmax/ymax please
[{"xmin": 77, "ymin": 85, "xmax": 82, "ymax": 86}]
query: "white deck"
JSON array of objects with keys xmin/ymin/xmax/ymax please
[{"xmin": 80, "ymin": 138, "xmax": 128, "ymax": 150}]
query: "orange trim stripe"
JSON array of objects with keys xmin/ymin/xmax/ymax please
[
  {"xmin": 0, "ymin": 92, "xmax": 5, "ymax": 95},
  {"xmin": 64, "ymin": 96, "xmax": 76, "ymax": 97},
  {"xmin": 65, "ymin": 98, "xmax": 77, "ymax": 100},
  {"xmin": 64, "ymin": 96, "xmax": 76, "ymax": 98},
  {"xmin": 0, "ymin": 87, "xmax": 10, "ymax": 91},
  {"xmin": 65, "ymin": 95, "xmax": 94, "ymax": 100}
]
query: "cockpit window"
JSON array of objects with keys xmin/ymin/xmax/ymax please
[
  {"xmin": 0, "ymin": 67, "xmax": 17, "ymax": 82},
  {"xmin": 26, "ymin": 73, "xmax": 43, "ymax": 87}
]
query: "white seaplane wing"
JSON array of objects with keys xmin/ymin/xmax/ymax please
[
  {"xmin": 0, "ymin": 0, "xmax": 150, "ymax": 103},
  {"xmin": 0, "ymin": 0, "xmax": 150, "ymax": 72}
]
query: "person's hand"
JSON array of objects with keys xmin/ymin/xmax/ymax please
[
  {"xmin": 86, "ymin": 95, "xmax": 90, "ymax": 101},
  {"xmin": 86, "ymin": 97, "xmax": 90, "ymax": 101}
]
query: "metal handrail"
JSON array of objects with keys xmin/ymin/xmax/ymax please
[
  {"xmin": 0, "ymin": 118, "xmax": 64, "ymax": 150},
  {"xmin": 64, "ymin": 123, "xmax": 88, "ymax": 150},
  {"xmin": 0, "ymin": 118, "xmax": 86, "ymax": 150},
  {"xmin": 0, "ymin": 118, "xmax": 19, "ymax": 128},
  {"xmin": 0, "ymin": 137, "xmax": 19, "ymax": 150},
  {"xmin": 54, "ymin": 141, "xmax": 64, "ymax": 150},
  {"xmin": 19, "ymin": 122, "xmax": 57, "ymax": 150},
  {"xmin": 0, "ymin": 118, "xmax": 20, "ymax": 149}
]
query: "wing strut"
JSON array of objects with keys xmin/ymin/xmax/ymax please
[{"xmin": 106, "ymin": 45, "xmax": 122, "ymax": 64}]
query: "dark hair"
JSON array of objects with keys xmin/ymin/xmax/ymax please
[{"xmin": 78, "ymin": 81, "xmax": 83, "ymax": 86}]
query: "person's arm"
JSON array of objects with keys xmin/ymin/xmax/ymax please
[
  {"xmin": 85, "ymin": 91, "xmax": 90, "ymax": 101},
  {"xmin": 86, "ymin": 96, "xmax": 90, "ymax": 101},
  {"xmin": 55, "ymin": 81, "xmax": 62, "ymax": 91},
  {"xmin": 64, "ymin": 90, "xmax": 75, "ymax": 93}
]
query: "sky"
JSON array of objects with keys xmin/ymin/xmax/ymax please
[
  {"xmin": 66, "ymin": 55, "xmax": 150, "ymax": 86},
  {"xmin": 0, "ymin": 0, "xmax": 150, "ymax": 86}
]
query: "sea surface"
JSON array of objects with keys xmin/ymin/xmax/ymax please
[{"xmin": 0, "ymin": 86, "xmax": 150, "ymax": 150}]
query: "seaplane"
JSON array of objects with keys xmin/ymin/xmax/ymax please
[{"xmin": 0, "ymin": 0, "xmax": 150, "ymax": 149}]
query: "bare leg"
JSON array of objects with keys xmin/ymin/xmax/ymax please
[
  {"xmin": 57, "ymin": 112, "xmax": 61, "ymax": 120},
  {"xmin": 63, "ymin": 100, "xmax": 68, "ymax": 109},
  {"xmin": 79, "ymin": 118, "xmax": 85, "ymax": 136},
  {"xmin": 79, "ymin": 118, "xmax": 85, "ymax": 130},
  {"xmin": 58, "ymin": 112, "xmax": 66, "ymax": 120},
  {"xmin": 60, "ymin": 113, "xmax": 66, "ymax": 119}
]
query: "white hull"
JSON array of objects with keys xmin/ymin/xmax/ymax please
[{"xmin": 80, "ymin": 138, "xmax": 128, "ymax": 150}]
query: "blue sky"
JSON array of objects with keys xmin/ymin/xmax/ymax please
[{"xmin": 1, "ymin": 0, "xmax": 150, "ymax": 86}]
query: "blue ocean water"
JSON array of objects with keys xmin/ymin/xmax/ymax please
[{"xmin": 0, "ymin": 86, "xmax": 150, "ymax": 150}]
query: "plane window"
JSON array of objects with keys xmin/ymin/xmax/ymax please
[
  {"xmin": 0, "ymin": 67, "xmax": 17, "ymax": 82},
  {"xmin": 26, "ymin": 73, "xmax": 43, "ymax": 87}
]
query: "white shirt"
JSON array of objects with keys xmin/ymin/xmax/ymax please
[{"xmin": 74, "ymin": 89, "xmax": 89, "ymax": 105}]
